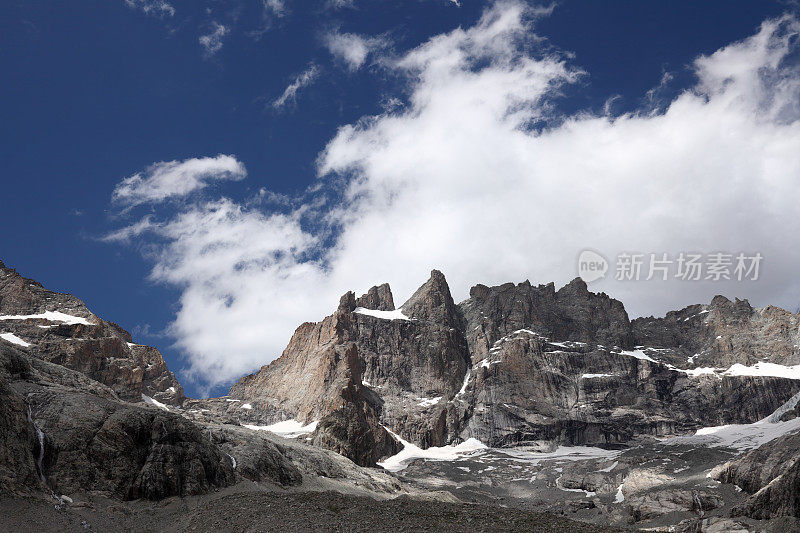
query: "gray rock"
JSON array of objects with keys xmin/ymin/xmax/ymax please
[{"xmin": 0, "ymin": 261, "xmax": 184, "ymax": 406}]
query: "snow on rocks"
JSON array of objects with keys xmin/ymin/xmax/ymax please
[
  {"xmin": 377, "ymin": 428, "xmax": 487, "ymax": 472},
  {"xmin": 662, "ymin": 390, "xmax": 800, "ymax": 451},
  {"xmin": 353, "ymin": 307, "xmax": 410, "ymax": 321},
  {"xmin": 0, "ymin": 332, "xmax": 31, "ymax": 347},
  {"xmin": 417, "ymin": 397, "xmax": 442, "ymax": 408},
  {"xmin": 723, "ymin": 361, "xmax": 800, "ymax": 380},
  {"xmin": 0, "ymin": 310, "xmax": 93, "ymax": 325},
  {"xmin": 141, "ymin": 394, "xmax": 170, "ymax": 411},
  {"xmin": 243, "ymin": 419, "xmax": 319, "ymax": 438}
]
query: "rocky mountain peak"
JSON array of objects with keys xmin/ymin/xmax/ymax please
[
  {"xmin": 559, "ymin": 276, "xmax": 589, "ymax": 295},
  {"xmin": 401, "ymin": 269, "xmax": 461, "ymax": 326},
  {"xmin": 0, "ymin": 260, "xmax": 184, "ymax": 406},
  {"xmin": 355, "ymin": 283, "xmax": 395, "ymax": 311}
]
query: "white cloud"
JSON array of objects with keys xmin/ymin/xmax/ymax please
[
  {"xmin": 324, "ymin": 31, "xmax": 388, "ymax": 71},
  {"xmin": 199, "ymin": 21, "xmax": 230, "ymax": 56},
  {"xmin": 110, "ymin": 3, "xmax": 800, "ymax": 391},
  {"xmin": 124, "ymin": 0, "xmax": 175, "ymax": 17},
  {"xmin": 262, "ymin": 0, "xmax": 287, "ymax": 17},
  {"xmin": 111, "ymin": 154, "xmax": 247, "ymax": 208},
  {"xmin": 327, "ymin": 0, "xmax": 355, "ymax": 8},
  {"xmin": 273, "ymin": 64, "xmax": 320, "ymax": 108}
]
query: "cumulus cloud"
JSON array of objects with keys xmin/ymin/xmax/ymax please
[
  {"xmin": 324, "ymin": 31, "xmax": 388, "ymax": 70},
  {"xmin": 109, "ymin": 2, "xmax": 800, "ymax": 392},
  {"xmin": 199, "ymin": 21, "xmax": 229, "ymax": 56},
  {"xmin": 124, "ymin": 0, "xmax": 175, "ymax": 17},
  {"xmin": 111, "ymin": 154, "xmax": 247, "ymax": 208},
  {"xmin": 272, "ymin": 64, "xmax": 320, "ymax": 108}
]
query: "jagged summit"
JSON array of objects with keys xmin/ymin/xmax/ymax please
[
  {"xmin": 356, "ymin": 283, "xmax": 395, "ymax": 311},
  {"xmin": 400, "ymin": 269, "xmax": 461, "ymax": 327},
  {"xmin": 0, "ymin": 260, "xmax": 184, "ymax": 406}
]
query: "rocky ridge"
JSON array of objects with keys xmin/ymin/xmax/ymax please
[{"xmin": 0, "ymin": 261, "xmax": 184, "ymax": 406}]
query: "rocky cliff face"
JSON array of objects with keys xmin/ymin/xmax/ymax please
[
  {"xmin": 0, "ymin": 262, "xmax": 184, "ymax": 406},
  {"xmin": 227, "ymin": 269, "xmax": 800, "ymax": 463},
  {"xmin": 711, "ymin": 394, "xmax": 800, "ymax": 520},
  {"xmin": 0, "ymin": 339, "xmax": 235, "ymax": 499},
  {"xmin": 228, "ymin": 270, "xmax": 473, "ymax": 457},
  {"xmin": 633, "ymin": 295, "xmax": 800, "ymax": 369}
]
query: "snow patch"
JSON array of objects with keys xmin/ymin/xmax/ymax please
[
  {"xmin": 0, "ymin": 311, "xmax": 93, "ymax": 325},
  {"xmin": 618, "ymin": 349, "xmax": 658, "ymax": 363},
  {"xmin": 243, "ymin": 419, "xmax": 318, "ymax": 438},
  {"xmin": 724, "ymin": 362, "xmax": 800, "ymax": 380},
  {"xmin": 0, "ymin": 332, "xmax": 31, "ymax": 347},
  {"xmin": 455, "ymin": 369, "xmax": 471, "ymax": 398},
  {"xmin": 141, "ymin": 394, "xmax": 170, "ymax": 411},
  {"xmin": 378, "ymin": 428, "xmax": 487, "ymax": 472},
  {"xmin": 241, "ymin": 403, "xmax": 253, "ymax": 409},
  {"xmin": 614, "ymin": 483, "xmax": 625, "ymax": 503},
  {"xmin": 491, "ymin": 445, "xmax": 621, "ymax": 466},
  {"xmin": 353, "ymin": 307, "xmax": 410, "ymax": 321},
  {"xmin": 582, "ymin": 373, "xmax": 613, "ymax": 379},
  {"xmin": 417, "ymin": 397, "xmax": 442, "ymax": 408}
]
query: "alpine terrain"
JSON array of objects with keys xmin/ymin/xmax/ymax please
[{"xmin": 2, "ymin": 259, "xmax": 800, "ymax": 532}]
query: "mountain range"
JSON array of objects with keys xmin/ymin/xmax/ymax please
[{"xmin": 2, "ymin": 259, "xmax": 800, "ymax": 532}]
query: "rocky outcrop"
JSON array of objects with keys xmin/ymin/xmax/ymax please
[
  {"xmin": 633, "ymin": 295, "xmax": 800, "ymax": 369},
  {"xmin": 461, "ymin": 278, "xmax": 635, "ymax": 362},
  {"xmin": 0, "ymin": 367, "xmax": 42, "ymax": 495},
  {"xmin": 229, "ymin": 292, "xmax": 401, "ymax": 466},
  {"xmin": 452, "ymin": 330, "xmax": 800, "ymax": 447},
  {"xmin": 0, "ymin": 340, "xmax": 233, "ymax": 500},
  {"xmin": 713, "ymin": 428, "xmax": 800, "ymax": 519},
  {"xmin": 0, "ymin": 261, "xmax": 184, "ymax": 406},
  {"xmin": 229, "ymin": 271, "xmax": 473, "ymax": 454},
  {"xmin": 355, "ymin": 283, "xmax": 395, "ymax": 311}
]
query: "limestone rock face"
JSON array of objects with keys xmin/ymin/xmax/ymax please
[
  {"xmin": 461, "ymin": 277, "xmax": 635, "ymax": 363},
  {"xmin": 452, "ymin": 330, "xmax": 800, "ymax": 447},
  {"xmin": 0, "ymin": 262, "xmax": 184, "ymax": 405}
]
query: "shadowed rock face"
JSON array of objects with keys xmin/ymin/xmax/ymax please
[
  {"xmin": 0, "ymin": 262, "xmax": 184, "ymax": 406},
  {"xmin": 0, "ymin": 342, "xmax": 236, "ymax": 500}
]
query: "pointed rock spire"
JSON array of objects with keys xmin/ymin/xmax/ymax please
[{"xmin": 401, "ymin": 269, "xmax": 461, "ymax": 326}]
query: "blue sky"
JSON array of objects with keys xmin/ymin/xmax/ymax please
[{"xmin": 2, "ymin": 1, "xmax": 799, "ymax": 397}]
